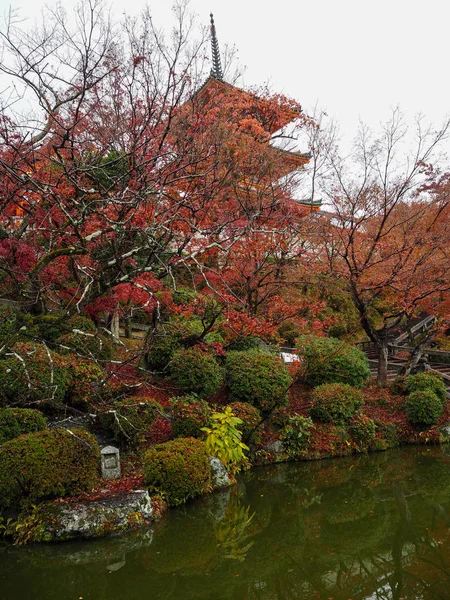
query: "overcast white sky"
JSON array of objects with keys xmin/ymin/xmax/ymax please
[{"xmin": 1, "ymin": 0, "xmax": 449, "ymax": 148}]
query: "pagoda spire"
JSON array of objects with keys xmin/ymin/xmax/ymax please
[{"xmin": 209, "ymin": 13, "xmax": 223, "ymax": 81}]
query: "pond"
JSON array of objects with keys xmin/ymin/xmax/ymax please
[{"xmin": 3, "ymin": 446, "xmax": 450, "ymax": 599}]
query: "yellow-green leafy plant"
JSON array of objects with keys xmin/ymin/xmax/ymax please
[{"xmin": 201, "ymin": 408, "xmax": 249, "ymax": 474}]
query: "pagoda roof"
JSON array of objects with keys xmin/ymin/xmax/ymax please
[{"xmin": 189, "ymin": 75, "xmax": 303, "ymax": 135}]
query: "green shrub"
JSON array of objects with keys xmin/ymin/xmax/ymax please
[
  {"xmin": 58, "ymin": 315, "xmax": 112, "ymax": 360},
  {"xmin": 374, "ymin": 422, "xmax": 399, "ymax": 450},
  {"xmin": 406, "ymin": 372, "xmax": 447, "ymax": 405},
  {"xmin": 0, "ymin": 306, "xmax": 17, "ymax": 344},
  {"xmin": 348, "ymin": 414, "xmax": 376, "ymax": 450},
  {"xmin": 0, "ymin": 342, "xmax": 71, "ymax": 408},
  {"xmin": 405, "ymin": 389, "xmax": 443, "ymax": 426},
  {"xmin": 202, "ymin": 407, "xmax": 249, "ymax": 474},
  {"xmin": 0, "ymin": 429, "xmax": 99, "ymax": 509},
  {"xmin": 98, "ymin": 397, "xmax": 163, "ymax": 446},
  {"xmin": 269, "ymin": 405, "xmax": 291, "ymax": 428},
  {"xmin": 0, "ymin": 408, "xmax": 46, "ymax": 445},
  {"xmin": 281, "ymin": 415, "xmax": 314, "ymax": 456},
  {"xmin": 225, "ymin": 350, "xmax": 292, "ymax": 412},
  {"xmin": 297, "ymin": 336, "xmax": 370, "ymax": 388},
  {"xmin": 227, "ymin": 336, "xmax": 266, "ymax": 352},
  {"xmin": 310, "ymin": 383, "xmax": 363, "ymax": 425},
  {"xmin": 144, "ymin": 437, "xmax": 210, "ymax": 506},
  {"xmin": 227, "ymin": 402, "xmax": 262, "ymax": 444},
  {"xmin": 171, "ymin": 396, "xmax": 212, "ymax": 438},
  {"xmin": 145, "ymin": 334, "xmax": 181, "ymax": 372},
  {"xmin": 64, "ymin": 357, "xmax": 105, "ymax": 406},
  {"xmin": 390, "ymin": 375, "xmax": 409, "ymax": 396},
  {"xmin": 170, "ymin": 349, "xmax": 223, "ymax": 398}
]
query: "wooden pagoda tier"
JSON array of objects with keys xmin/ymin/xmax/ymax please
[{"xmin": 189, "ymin": 75, "xmax": 313, "ymax": 193}]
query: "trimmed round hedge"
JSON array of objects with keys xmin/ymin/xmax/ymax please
[
  {"xmin": 297, "ymin": 336, "xmax": 370, "ymax": 388},
  {"xmin": 57, "ymin": 315, "xmax": 113, "ymax": 361},
  {"xmin": 0, "ymin": 342, "xmax": 71, "ymax": 408},
  {"xmin": 171, "ymin": 396, "xmax": 212, "ymax": 439},
  {"xmin": 170, "ymin": 349, "xmax": 223, "ymax": 398},
  {"xmin": 348, "ymin": 413, "xmax": 376, "ymax": 449},
  {"xmin": 227, "ymin": 401, "xmax": 262, "ymax": 444},
  {"xmin": 0, "ymin": 429, "xmax": 99, "ymax": 508},
  {"xmin": 310, "ymin": 383, "xmax": 363, "ymax": 425},
  {"xmin": 405, "ymin": 389, "xmax": 443, "ymax": 426},
  {"xmin": 406, "ymin": 372, "xmax": 447, "ymax": 405},
  {"xmin": 0, "ymin": 408, "xmax": 46, "ymax": 445},
  {"xmin": 144, "ymin": 437, "xmax": 210, "ymax": 506},
  {"xmin": 225, "ymin": 350, "xmax": 292, "ymax": 412},
  {"xmin": 98, "ymin": 397, "xmax": 163, "ymax": 447}
]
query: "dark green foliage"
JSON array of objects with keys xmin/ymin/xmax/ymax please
[
  {"xmin": 145, "ymin": 334, "xmax": 181, "ymax": 372},
  {"xmin": 227, "ymin": 336, "xmax": 266, "ymax": 352},
  {"xmin": 0, "ymin": 342, "xmax": 71, "ymax": 408},
  {"xmin": 298, "ymin": 336, "xmax": 370, "ymax": 388},
  {"xmin": 170, "ymin": 349, "xmax": 223, "ymax": 398},
  {"xmin": 0, "ymin": 429, "xmax": 99, "ymax": 508},
  {"xmin": 171, "ymin": 396, "xmax": 212, "ymax": 439},
  {"xmin": 0, "ymin": 306, "xmax": 17, "ymax": 343},
  {"xmin": 406, "ymin": 372, "xmax": 447, "ymax": 405},
  {"xmin": 310, "ymin": 383, "xmax": 363, "ymax": 425},
  {"xmin": 227, "ymin": 402, "xmax": 262, "ymax": 444},
  {"xmin": 348, "ymin": 414, "xmax": 376, "ymax": 450},
  {"xmin": 375, "ymin": 422, "xmax": 399, "ymax": 449},
  {"xmin": 281, "ymin": 415, "xmax": 314, "ymax": 456},
  {"xmin": 225, "ymin": 350, "xmax": 292, "ymax": 412},
  {"xmin": 0, "ymin": 408, "xmax": 46, "ymax": 445},
  {"xmin": 58, "ymin": 315, "xmax": 112, "ymax": 361},
  {"xmin": 405, "ymin": 390, "xmax": 443, "ymax": 426},
  {"xmin": 390, "ymin": 375, "xmax": 409, "ymax": 396},
  {"xmin": 98, "ymin": 397, "xmax": 163, "ymax": 447},
  {"xmin": 144, "ymin": 437, "xmax": 210, "ymax": 506},
  {"xmin": 63, "ymin": 357, "xmax": 105, "ymax": 407}
]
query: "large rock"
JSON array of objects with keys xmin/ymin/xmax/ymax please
[
  {"xmin": 209, "ymin": 456, "xmax": 230, "ymax": 488},
  {"xmin": 34, "ymin": 489, "xmax": 153, "ymax": 541},
  {"xmin": 266, "ymin": 440, "xmax": 285, "ymax": 454}
]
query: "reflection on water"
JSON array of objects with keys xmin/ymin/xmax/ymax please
[{"xmin": 3, "ymin": 446, "xmax": 450, "ymax": 599}]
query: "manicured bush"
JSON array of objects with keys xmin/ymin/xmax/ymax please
[
  {"xmin": 98, "ymin": 397, "xmax": 163, "ymax": 446},
  {"xmin": 145, "ymin": 334, "xmax": 181, "ymax": 372},
  {"xmin": 225, "ymin": 350, "xmax": 292, "ymax": 412},
  {"xmin": 64, "ymin": 357, "xmax": 105, "ymax": 406},
  {"xmin": 310, "ymin": 383, "xmax": 363, "ymax": 425},
  {"xmin": 170, "ymin": 348, "xmax": 223, "ymax": 398},
  {"xmin": 0, "ymin": 429, "xmax": 99, "ymax": 508},
  {"xmin": 297, "ymin": 336, "xmax": 370, "ymax": 388},
  {"xmin": 390, "ymin": 375, "xmax": 409, "ymax": 396},
  {"xmin": 406, "ymin": 372, "xmax": 447, "ymax": 405},
  {"xmin": 171, "ymin": 396, "xmax": 212, "ymax": 438},
  {"xmin": 405, "ymin": 389, "xmax": 443, "ymax": 426},
  {"xmin": 0, "ymin": 342, "xmax": 71, "ymax": 408},
  {"xmin": 227, "ymin": 402, "xmax": 262, "ymax": 444},
  {"xmin": 281, "ymin": 415, "xmax": 314, "ymax": 456},
  {"xmin": 0, "ymin": 305, "xmax": 17, "ymax": 343},
  {"xmin": 58, "ymin": 315, "xmax": 113, "ymax": 360},
  {"xmin": 0, "ymin": 408, "xmax": 46, "ymax": 445},
  {"xmin": 348, "ymin": 413, "xmax": 376, "ymax": 450},
  {"xmin": 144, "ymin": 437, "xmax": 210, "ymax": 506},
  {"xmin": 227, "ymin": 336, "xmax": 265, "ymax": 352}
]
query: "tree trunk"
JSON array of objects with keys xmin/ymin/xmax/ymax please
[
  {"xmin": 124, "ymin": 317, "xmax": 132, "ymax": 339},
  {"xmin": 111, "ymin": 311, "xmax": 120, "ymax": 344},
  {"xmin": 378, "ymin": 344, "xmax": 389, "ymax": 384}
]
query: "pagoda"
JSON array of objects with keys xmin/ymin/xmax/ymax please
[{"xmin": 186, "ymin": 14, "xmax": 320, "ymax": 211}]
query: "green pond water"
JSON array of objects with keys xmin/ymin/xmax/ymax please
[{"xmin": 3, "ymin": 446, "xmax": 450, "ymax": 600}]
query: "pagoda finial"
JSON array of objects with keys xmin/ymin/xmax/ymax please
[{"xmin": 209, "ymin": 13, "xmax": 223, "ymax": 81}]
